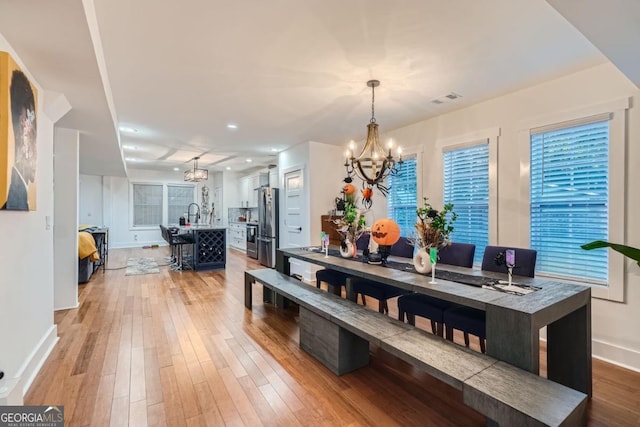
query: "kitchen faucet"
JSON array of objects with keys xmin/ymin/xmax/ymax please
[{"xmin": 187, "ymin": 203, "xmax": 200, "ymax": 224}]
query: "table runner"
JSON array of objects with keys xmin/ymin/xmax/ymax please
[{"xmin": 308, "ymin": 247, "xmax": 540, "ymax": 296}]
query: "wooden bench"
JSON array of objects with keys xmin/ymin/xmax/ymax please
[{"xmin": 245, "ymin": 269, "xmax": 588, "ymax": 426}]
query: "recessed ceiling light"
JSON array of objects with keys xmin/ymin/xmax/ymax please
[
  {"xmin": 173, "ymin": 167, "xmax": 179, "ymax": 171},
  {"xmin": 122, "ymin": 144, "xmax": 136, "ymax": 150},
  {"xmin": 226, "ymin": 123, "xmax": 238, "ymax": 129},
  {"xmin": 119, "ymin": 126, "xmax": 138, "ymax": 133},
  {"xmin": 246, "ymin": 158, "xmax": 252, "ymax": 163},
  {"xmin": 125, "ymin": 157, "xmax": 137, "ymax": 162},
  {"xmin": 271, "ymin": 148, "xmax": 278, "ymax": 152},
  {"xmin": 226, "ymin": 166, "xmax": 231, "ymax": 170}
]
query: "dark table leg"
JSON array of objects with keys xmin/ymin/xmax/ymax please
[
  {"xmin": 244, "ymin": 272, "xmax": 253, "ymax": 310},
  {"xmin": 547, "ymin": 302, "xmax": 592, "ymax": 396},
  {"xmin": 345, "ymin": 277, "xmax": 357, "ymax": 302},
  {"xmin": 276, "ymin": 250, "xmax": 290, "ymax": 275},
  {"xmin": 486, "ymin": 305, "xmax": 539, "ymax": 374}
]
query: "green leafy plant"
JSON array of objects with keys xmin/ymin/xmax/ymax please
[
  {"xmin": 332, "ymin": 202, "xmax": 367, "ymax": 243},
  {"xmin": 413, "ymin": 198, "xmax": 457, "ymax": 249},
  {"xmin": 581, "ymin": 241, "xmax": 640, "ymax": 268}
]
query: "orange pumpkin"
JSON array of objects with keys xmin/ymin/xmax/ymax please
[
  {"xmin": 343, "ymin": 183, "xmax": 356, "ymax": 195},
  {"xmin": 361, "ymin": 187, "xmax": 373, "ymax": 199},
  {"xmin": 371, "ymin": 218, "xmax": 401, "ymax": 246}
]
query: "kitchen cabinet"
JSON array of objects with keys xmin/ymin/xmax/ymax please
[
  {"xmin": 239, "ymin": 176, "xmax": 251, "ymax": 207},
  {"xmin": 238, "ymin": 172, "xmax": 269, "ymax": 207},
  {"xmin": 228, "ymin": 222, "xmax": 246, "ymax": 251},
  {"xmin": 269, "ymin": 167, "xmax": 279, "ymax": 188}
]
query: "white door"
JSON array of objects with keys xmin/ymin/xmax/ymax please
[{"xmin": 282, "ymin": 168, "xmax": 309, "ymax": 279}]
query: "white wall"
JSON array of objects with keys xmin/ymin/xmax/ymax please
[
  {"xmin": 0, "ymin": 35, "xmax": 58, "ymax": 404},
  {"xmin": 308, "ymin": 141, "xmax": 348, "ymax": 246},
  {"xmin": 54, "ymin": 128, "xmax": 79, "ymax": 310},
  {"xmin": 378, "ymin": 62, "xmax": 640, "ymax": 370},
  {"xmin": 79, "ymin": 174, "xmax": 103, "ymax": 225}
]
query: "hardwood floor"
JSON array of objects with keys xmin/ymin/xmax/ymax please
[{"xmin": 26, "ymin": 247, "xmax": 640, "ymax": 426}]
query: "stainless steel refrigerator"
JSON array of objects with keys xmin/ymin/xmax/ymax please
[{"xmin": 258, "ymin": 187, "xmax": 279, "ymax": 268}]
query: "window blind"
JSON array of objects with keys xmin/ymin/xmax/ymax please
[
  {"xmin": 387, "ymin": 156, "xmax": 417, "ymax": 237},
  {"xmin": 168, "ymin": 185, "xmax": 194, "ymax": 224},
  {"xmin": 443, "ymin": 144, "xmax": 489, "ymax": 265},
  {"xmin": 133, "ymin": 184, "xmax": 163, "ymax": 227},
  {"xmin": 530, "ymin": 120, "xmax": 609, "ymax": 282}
]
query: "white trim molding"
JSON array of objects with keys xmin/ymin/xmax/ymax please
[
  {"xmin": 518, "ymin": 97, "xmax": 630, "ymax": 302},
  {"xmin": 0, "ymin": 325, "xmax": 58, "ymax": 405},
  {"xmin": 436, "ymin": 127, "xmax": 500, "ymax": 245}
]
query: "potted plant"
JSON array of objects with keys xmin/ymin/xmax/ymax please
[
  {"xmin": 332, "ymin": 201, "xmax": 368, "ymax": 258},
  {"xmin": 411, "ymin": 198, "xmax": 457, "ymax": 273},
  {"xmin": 581, "ymin": 241, "xmax": 640, "ymax": 268}
]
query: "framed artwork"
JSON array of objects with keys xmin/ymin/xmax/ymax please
[{"xmin": 0, "ymin": 51, "xmax": 38, "ymax": 211}]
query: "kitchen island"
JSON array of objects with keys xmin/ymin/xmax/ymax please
[{"xmin": 178, "ymin": 225, "xmax": 227, "ymax": 270}]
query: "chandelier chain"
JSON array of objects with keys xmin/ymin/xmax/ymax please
[{"xmin": 370, "ymin": 83, "xmax": 376, "ymax": 124}]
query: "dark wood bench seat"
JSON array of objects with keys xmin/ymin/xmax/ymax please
[{"xmin": 245, "ymin": 269, "xmax": 587, "ymax": 426}]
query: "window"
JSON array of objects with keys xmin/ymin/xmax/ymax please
[
  {"xmin": 530, "ymin": 119, "xmax": 609, "ymax": 282},
  {"xmin": 132, "ymin": 184, "xmax": 163, "ymax": 227},
  {"xmin": 443, "ymin": 144, "xmax": 489, "ymax": 265},
  {"xmin": 168, "ymin": 185, "xmax": 194, "ymax": 224},
  {"xmin": 387, "ymin": 156, "xmax": 417, "ymax": 237}
]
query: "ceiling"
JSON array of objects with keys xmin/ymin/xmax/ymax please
[{"xmin": 2, "ymin": 0, "xmax": 633, "ymax": 178}]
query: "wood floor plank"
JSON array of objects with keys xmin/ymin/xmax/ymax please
[
  {"xmin": 129, "ymin": 346, "xmax": 146, "ymax": 402},
  {"xmin": 109, "ymin": 395, "xmax": 129, "ymax": 427},
  {"xmin": 129, "ymin": 399, "xmax": 148, "ymax": 427},
  {"xmin": 159, "ymin": 364, "xmax": 186, "ymax": 427},
  {"xmin": 22, "ymin": 247, "xmax": 640, "ymax": 427},
  {"xmin": 201, "ymin": 361, "xmax": 244, "ymax": 426},
  {"xmin": 146, "ymin": 402, "xmax": 168, "ymax": 427},
  {"xmin": 171, "ymin": 354, "xmax": 202, "ymax": 419}
]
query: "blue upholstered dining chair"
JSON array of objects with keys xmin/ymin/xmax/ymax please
[
  {"xmin": 444, "ymin": 245, "xmax": 537, "ymax": 353},
  {"xmin": 315, "ymin": 233, "xmax": 370, "ymax": 296},
  {"xmin": 352, "ymin": 237, "xmax": 413, "ymax": 314},
  {"xmin": 397, "ymin": 242, "xmax": 476, "ymax": 336}
]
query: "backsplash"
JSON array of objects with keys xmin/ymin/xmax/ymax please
[{"xmin": 228, "ymin": 207, "xmax": 258, "ymax": 223}]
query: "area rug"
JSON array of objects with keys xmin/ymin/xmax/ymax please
[{"xmin": 125, "ymin": 257, "xmax": 160, "ymax": 276}]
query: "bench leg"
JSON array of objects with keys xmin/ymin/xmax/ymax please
[
  {"xmin": 299, "ymin": 307, "xmax": 369, "ymax": 375},
  {"xmin": 244, "ymin": 272, "xmax": 254, "ymax": 309},
  {"xmin": 263, "ymin": 287, "xmax": 274, "ymax": 304}
]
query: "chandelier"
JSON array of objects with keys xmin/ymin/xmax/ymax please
[
  {"xmin": 344, "ymin": 80, "xmax": 403, "ymax": 197},
  {"xmin": 184, "ymin": 156, "xmax": 208, "ymax": 182}
]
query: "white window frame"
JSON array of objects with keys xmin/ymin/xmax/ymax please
[
  {"xmin": 443, "ymin": 142, "xmax": 491, "ymax": 265},
  {"xmin": 436, "ymin": 128, "xmax": 499, "ymax": 251},
  {"xmin": 518, "ymin": 97, "xmax": 629, "ymax": 302}
]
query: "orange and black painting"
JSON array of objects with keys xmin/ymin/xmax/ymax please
[{"xmin": 0, "ymin": 51, "xmax": 38, "ymax": 211}]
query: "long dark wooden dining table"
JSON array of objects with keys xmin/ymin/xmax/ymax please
[{"xmin": 276, "ymin": 247, "xmax": 592, "ymax": 396}]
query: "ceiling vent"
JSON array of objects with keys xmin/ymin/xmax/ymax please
[{"xmin": 431, "ymin": 92, "xmax": 463, "ymax": 106}]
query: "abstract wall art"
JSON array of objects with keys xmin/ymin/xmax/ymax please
[{"xmin": 0, "ymin": 51, "xmax": 38, "ymax": 211}]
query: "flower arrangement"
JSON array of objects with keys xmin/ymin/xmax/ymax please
[
  {"xmin": 332, "ymin": 201, "xmax": 367, "ymax": 245},
  {"xmin": 413, "ymin": 198, "xmax": 457, "ymax": 249}
]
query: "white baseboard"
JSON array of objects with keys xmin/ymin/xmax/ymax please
[
  {"xmin": 593, "ymin": 339, "xmax": 640, "ymax": 373},
  {"xmin": 54, "ymin": 302, "xmax": 80, "ymax": 312},
  {"xmin": 0, "ymin": 325, "xmax": 58, "ymax": 405}
]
